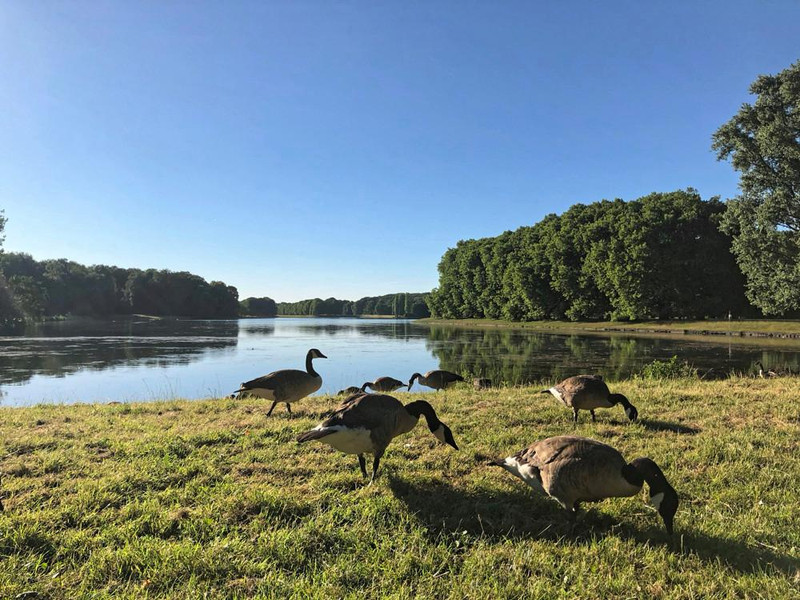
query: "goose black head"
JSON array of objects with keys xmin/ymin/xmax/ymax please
[
  {"xmin": 309, "ymin": 348, "xmax": 327, "ymax": 359},
  {"xmin": 649, "ymin": 485, "xmax": 679, "ymax": 535},
  {"xmin": 432, "ymin": 422, "xmax": 459, "ymax": 450}
]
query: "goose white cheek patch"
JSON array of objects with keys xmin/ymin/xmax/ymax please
[
  {"xmin": 650, "ymin": 492, "xmax": 665, "ymax": 511},
  {"xmin": 433, "ymin": 425, "xmax": 446, "ymax": 444}
]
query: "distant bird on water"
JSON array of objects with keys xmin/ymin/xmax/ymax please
[
  {"xmin": 361, "ymin": 376, "xmax": 406, "ymax": 393},
  {"xmin": 408, "ymin": 370, "xmax": 465, "ymax": 391},
  {"xmin": 488, "ymin": 435, "xmax": 679, "ymax": 534},
  {"xmin": 232, "ymin": 348, "xmax": 326, "ymax": 415},
  {"xmin": 296, "ymin": 393, "xmax": 458, "ymax": 482},
  {"xmin": 541, "ymin": 375, "xmax": 638, "ymax": 423}
]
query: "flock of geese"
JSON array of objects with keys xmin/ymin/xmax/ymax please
[{"xmin": 232, "ymin": 348, "xmax": 679, "ymax": 535}]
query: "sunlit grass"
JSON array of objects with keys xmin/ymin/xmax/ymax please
[{"xmin": 1, "ymin": 378, "xmax": 799, "ymax": 598}]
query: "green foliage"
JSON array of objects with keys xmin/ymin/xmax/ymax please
[
  {"xmin": 239, "ymin": 296, "xmax": 277, "ymax": 317},
  {"xmin": 430, "ymin": 190, "xmax": 750, "ymax": 321},
  {"xmin": 277, "ymin": 293, "xmax": 430, "ymax": 317},
  {"xmin": 0, "ymin": 253, "xmax": 240, "ymax": 319},
  {"xmin": 713, "ymin": 60, "xmax": 800, "ymax": 315},
  {"xmin": 638, "ymin": 355, "xmax": 698, "ymax": 380}
]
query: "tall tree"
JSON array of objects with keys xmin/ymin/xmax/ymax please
[{"xmin": 712, "ymin": 60, "xmax": 800, "ymax": 315}]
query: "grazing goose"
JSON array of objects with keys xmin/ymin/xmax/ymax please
[
  {"xmin": 232, "ymin": 348, "xmax": 326, "ymax": 415},
  {"xmin": 408, "ymin": 370, "xmax": 465, "ymax": 391},
  {"xmin": 541, "ymin": 375, "xmax": 638, "ymax": 423},
  {"xmin": 361, "ymin": 376, "xmax": 406, "ymax": 393},
  {"xmin": 755, "ymin": 361, "xmax": 778, "ymax": 378},
  {"xmin": 489, "ymin": 435, "xmax": 678, "ymax": 534},
  {"xmin": 296, "ymin": 393, "xmax": 458, "ymax": 482},
  {"xmin": 337, "ymin": 386, "xmax": 363, "ymax": 396}
]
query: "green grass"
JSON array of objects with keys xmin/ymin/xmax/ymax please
[{"xmin": 1, "ymin": 379, "xmax": 799, "ymax": 598}]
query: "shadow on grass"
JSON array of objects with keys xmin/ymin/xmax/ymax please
[
  {"xmin": 636, "ymin": 418, "xmax": 701, "ymax": 435},
  {"xmin": 387, "ymin": 475, "xmax": 799, "ymax": 577}
]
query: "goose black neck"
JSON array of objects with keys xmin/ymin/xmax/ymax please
[
  {"xmin": 609, "ymin": 393, "xmax": 632, "ymax": 409},
  {"xmin": 628, "ymin": 457, "xmax": 673, "ymax": 494},
  {"xmin": 404, "ymin": 400, "xmax": 441, "ymax": 431},
  {"xmin": 306, "ymin": 352, "xmax": 319, "ymax": 377}
]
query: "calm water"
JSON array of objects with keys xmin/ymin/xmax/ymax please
[{"xmin": 1, "ymin": 317, "xmax": 799, "ymax": 406}]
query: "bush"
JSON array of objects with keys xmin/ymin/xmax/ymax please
[{"xmin": 638, "ymin": 355, "xmax": 697, "ymax": 379}]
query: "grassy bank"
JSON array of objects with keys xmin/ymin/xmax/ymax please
[
  {"xmin": 1, "ymin": 379, "xmax": 799, "ymax": 598},
  {"xmin": 421, "ymin": 317, "xmax": 800, "ymax": 338}
]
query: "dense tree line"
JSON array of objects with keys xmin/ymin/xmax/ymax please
[
  {"xmin": 239, "ymin": 296, "xmax": 278, "ymax": 317},
  {"xmin": 0, "ymin": 252, "xmax": 239, "ymax": 320},
  {"xmin": 427, "ymin": 190, "xmax": 754, "ymax": 321},
  {"xmin": 276, "ymin": 293, "xmax": 430, "ymax": 317}
]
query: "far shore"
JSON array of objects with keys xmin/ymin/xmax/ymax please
[{"xmin": 418, "ymin": 317, "xmax": 800, "ymax": 339}]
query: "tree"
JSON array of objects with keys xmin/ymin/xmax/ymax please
[{"xmin": 712, "ymin": 60, "xmax": 800, "ymax": 315}]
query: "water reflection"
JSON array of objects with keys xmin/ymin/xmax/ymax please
[
  {"xmin": 0, "ymin": 318, "xmax": 239, "ymax": 386},
  {"xmin": 1, "ymin": 317, "xmax": 799, "ymax": 406},
  {"xmin": 425, "ymin": 326, "xmax": 800, "ymax": 385}
]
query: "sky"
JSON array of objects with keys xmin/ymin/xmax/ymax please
[{"xmin": 1, "ymin": 2, "xmax": 799, "ymax": 302}]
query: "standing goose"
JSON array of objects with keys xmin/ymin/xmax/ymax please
[
  {"xmin": 488, "ymin": 435, "xmax": 678, "ymax": 534},
  {"xmin": 296, "ymin": 393, "xmax": 458, "ymax": 482},
  {"xmin": 542, "ymin": 375, "xmax": 638, "ymax": 423},
  {"xmin": 361, "ymin": 376, "xmax": 406, "ymax": 393},
  {"xmin": 408, "ymin": 370, "xmax": 465, "ymax": 391},
  {"xmin": 233, "ymin": 348, "xmax": 326, "ymax": 415}
]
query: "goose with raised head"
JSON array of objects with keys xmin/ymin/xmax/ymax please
[
  {"xmin": 541, "ymin": 375, "xmax": 638, "ymax": 423},
  {"xmin": 755, "ymin": 361, "xmax": 778, "ymax": 378},
  {"xmin": 488, "ymin": 435, "xmax": 678, "ymax": 534},
  {"xmin": 360, "ymin": 376, "xmax": 406, "ymax": 393},
  {"xmin": 408, "ymin": 370, "xmax": 464, "ymax": 391},
  {"xmin": 232, "ymin": 348, "xmax": 326, "ymax": 415},
  {"xmin": 296, "ymin": 393, "xmax": 458, "ymax": 482}
]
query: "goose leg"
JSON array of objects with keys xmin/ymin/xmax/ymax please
[
  {"xmin": 573, "ymin": 408, "xmax": 579, "ymax": 424},
  {"xmin": 358, "ymin": 454, "xmax": 368, "ymax": 478},
  {"xmin": 286, "ymin": 403, "xmax": 292, "ymax": 415},
  {"xmin": 590, "ymin": 410, "xmax": 596, "ymax": 422},
  {"xmin": 369, "ymin": 453, "xmax": 383, "ymax": 484},
  {"xmin": 267, "ymin": 401, "xmax": 278, "ymax": 416}
]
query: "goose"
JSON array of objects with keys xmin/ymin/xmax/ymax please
[
  {"xmin": 296, "ymin": 392, "xmax": 458, "ymax": 482},
  {"xmin": 755, "ymin": 361, "xmax": 778, "ymax": 378},
  {"xmin": 488, "ymin": 435, "xmax": 678, "ymax": 534},
  {"xmin": 408, "ymin": 370, "xmax": 464, "ymax": 391},
  {"xmin": 232, "ymin": 348, "xmax": 326, "ymax": 415},
  {"xmin": 337, "ymin": 386, "xmax": 363, "ymax": 396},
  {"xmin": 360, "ymin": 376, "xmax": 406, "ymax": 393},
  {"xmin": 541, "ymin": 375, "xmax": 638, "ymax": 423}
]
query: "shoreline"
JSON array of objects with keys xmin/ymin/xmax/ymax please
[{"xmin": 419, "ymin": 317, "xmax": 800, "ymax": 339}]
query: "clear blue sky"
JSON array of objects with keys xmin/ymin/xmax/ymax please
[{"xmin": 1, "ymin": 2, "xmax": 798, "ymax": 302}]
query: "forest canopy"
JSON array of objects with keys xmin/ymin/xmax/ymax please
[{"xmin": 427, "ymin": 189, "xmax": 754, "ymax": 321}]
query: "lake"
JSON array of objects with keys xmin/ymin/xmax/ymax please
[{"xmin": 1, "ymin": 317, "xmax": 799, "ymax": 406}]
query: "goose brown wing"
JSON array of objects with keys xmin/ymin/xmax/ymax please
[
  {"xmin": 321, "ymin": 393, "xmax": 404, "ymax": 430},
  {"xmin": 240, "ymin": 369, "xmax": 300, "ymax": 390}
]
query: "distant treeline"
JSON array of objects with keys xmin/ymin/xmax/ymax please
[
  {"xmin": 0, "ymin": 251, "xmax": 429, "ymax": 322},
  {"xmin": 240, "ymin": 293, "xmax": 430, "ymax": 317},
  {"xmin": 0, "ymin": 253, "xmax": 239, "ymax": 320},
  {"xmin": 428, "ymin": 190, "xmax": 755, "ymax": 321}
]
